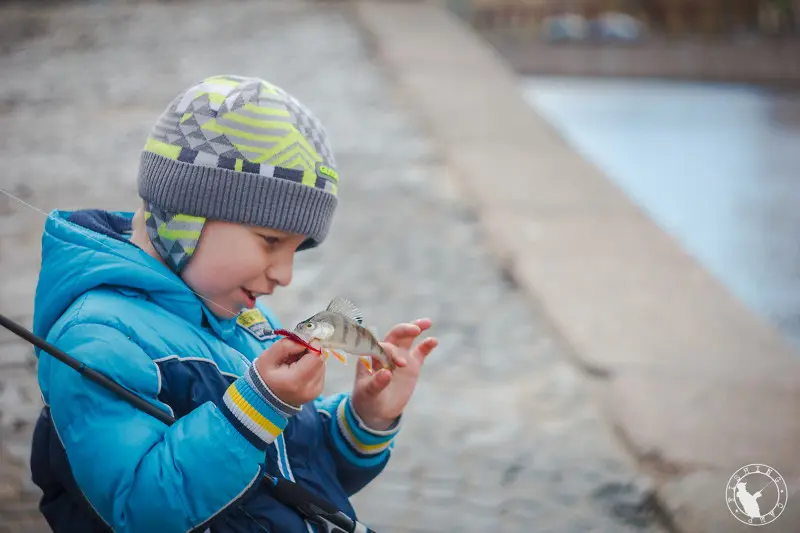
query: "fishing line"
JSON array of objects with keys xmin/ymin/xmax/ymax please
[{"xmin": 0, "ymin": 187, "xmax": 241, "ymax": 318}]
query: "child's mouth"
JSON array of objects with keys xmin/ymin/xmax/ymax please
[{"xmin": 241, "ymin": 288, "xmax": 256, "ymax": 306}]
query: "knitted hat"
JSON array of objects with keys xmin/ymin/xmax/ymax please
[{"xmin": 137, "ymin": 75, "xmax": 339, "ymax": 272}]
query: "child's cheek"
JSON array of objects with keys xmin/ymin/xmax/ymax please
[
  {"xmin": 183, "ymin": 234, "xmax": 268, "ymax": 300},
  {"xmin": 181, "ymin": 259, "xmax": 232, "ymax": 298},
  {"xmin": 205, "ymin": 257, "xmax": 265, "ymax": 294}
]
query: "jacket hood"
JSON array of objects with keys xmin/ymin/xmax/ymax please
[{"xmin": 33, "ymin": 209, "xmax": 239, "ymax": 344}]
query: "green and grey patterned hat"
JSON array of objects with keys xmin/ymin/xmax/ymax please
[{"xmin": 138, "ymin": 75, "xmax": 339, "ymax": 272}]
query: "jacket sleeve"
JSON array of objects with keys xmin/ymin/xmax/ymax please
[
  {"xmin": 43, "ymin": 321, "xmax": 300, "ymax": 533},
  {"xmin": 313, "ymin": 392, "xmax": 401, "ymax": 495}
]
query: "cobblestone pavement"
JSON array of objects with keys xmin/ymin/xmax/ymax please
[{"xmin": 0, "ymin": 2, "xmax": 667, "ymax": 532}]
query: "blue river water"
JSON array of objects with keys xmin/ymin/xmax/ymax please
[{"xmin": 521, "ymin": 76, "xmax": 800, "ymax": 353}]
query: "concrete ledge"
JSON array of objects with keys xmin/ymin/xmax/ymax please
[{"xmin": 354, "ymin": 2, "xmax": 800, "ymax": 532}]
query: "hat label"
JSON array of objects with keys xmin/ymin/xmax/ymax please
[{"xmin": 316, "ymin": 163, "xmax": 338, "ymax": 183}]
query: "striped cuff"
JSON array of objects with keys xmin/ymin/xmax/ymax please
[
  {"xmin": 220, "ymin": 365, "xmax": 302, "ymax": 450},
  {"xmin": 334, "ymin": 396, "xmax": 400, "ymax": 462}
]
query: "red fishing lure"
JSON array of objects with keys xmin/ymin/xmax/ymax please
[{"xmin": 274, "ymin": 329, "xmax": 322, "ymax": 355}]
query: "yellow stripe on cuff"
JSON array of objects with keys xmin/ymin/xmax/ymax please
[
  {"xmin": 227, "ymin": 384, "xmax": 282, "ymax": 437},
  {"xmin": 337, "ymin": 401, "xmax": 393, "ymax": 455}
]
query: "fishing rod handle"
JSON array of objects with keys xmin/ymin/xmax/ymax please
[{"xmin": 266, "ymin": 476, "xmax": 377, "ymax": 532}]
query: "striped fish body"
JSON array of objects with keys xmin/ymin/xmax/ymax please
[{"xmin": 293, "ymin": 297, "xmax": 395, "ymax": 372}]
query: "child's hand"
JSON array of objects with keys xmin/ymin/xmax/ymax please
[
  {"xmin": 350, "ymin": 319, "xmax": 438, "ymax": 430},
  {"xmin": 255, "ymin": 339, "xmax": 326, "ymax": 408}
]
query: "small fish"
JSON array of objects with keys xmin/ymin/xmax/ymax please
[{"xmin": 278, "ymin": 296, "xmax": 395, "ymax": 374}]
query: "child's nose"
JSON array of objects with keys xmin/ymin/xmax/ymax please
[{"xmin": 267, "ymin": 256, "xmax": 294, "ymax": 287}]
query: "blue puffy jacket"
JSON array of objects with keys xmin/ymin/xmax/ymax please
[{"xmin": 29, "ymin": 209, "xmax": 399, "ymax": 533}]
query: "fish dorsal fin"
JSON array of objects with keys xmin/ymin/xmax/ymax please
[{"xmin": 326, "ymin": 296, "xmax": 363, "ymax": 324}]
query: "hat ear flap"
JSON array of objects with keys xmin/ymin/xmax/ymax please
[{"xmin": 144, "ymin": 202, "xmax": 206, "ymax": 273}]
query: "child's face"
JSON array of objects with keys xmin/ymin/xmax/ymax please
[{"xmin": 180, "ymin": 220, "xmax": 307, "ymax": 319}]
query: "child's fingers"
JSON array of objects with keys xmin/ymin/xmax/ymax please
[
  {"xmin": 385, "ymin": 323, "xmax": 420, "ymax": 338},
  {"xmin": 261, "ymin": 339, "xmax": 309, "ymax": 369},
  {"xmin": 383, "ymin": 323, "xmax": 422, "ymax": 348},
  {"xmin": 292, "ymin": 343, "xmax": 325, "ymax": 378},
  {"xmin": 363, "ymin": 369, "xmax": 392, "ymax": 396},
  {"xmin": 412, "ymin": 318, "xmax": 433, "ymax": 333},
  {"xmin": 413, "ymin": 337, "xmax": 439, "ymax": 361},
  {"xmin": 307, "ymin": 360, "xmax": 327, "ymax": 394},
  {"xmin": 379, "ymin": 342, "xmax": 407, "ymax": 367},
  {"xmin": 294, "ymin": 354, "xmax": 325, "ymax": 384}
]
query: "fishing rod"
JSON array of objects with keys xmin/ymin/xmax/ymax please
[{"xmin": 0, "ymin": 312, "xmax": 375, "ymax": 533}]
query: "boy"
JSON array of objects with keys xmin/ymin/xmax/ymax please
[{"xmin": 28, "ymin": 75, "xmax": 438, "ymax": 533}]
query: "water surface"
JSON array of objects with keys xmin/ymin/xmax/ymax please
[{"xmin": 522, "ymin": 76, "xmax": 800, "ymax": 352}]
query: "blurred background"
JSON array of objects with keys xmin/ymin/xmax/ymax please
[
  {"xmin": 0, "ymin": 1, "xmax": 798, "ymax": 532},
  {"xmin": 452, "ymin": 0, "xmax": 800, "ymax": 349}
]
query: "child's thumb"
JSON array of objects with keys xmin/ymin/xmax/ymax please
[
  {"xmin": 363, "ymin": 369, "xmax": 392, "ymax": 396},
  {"xmin": 263, "ymin": 339, "xmax": 309, "ymax": 366}
]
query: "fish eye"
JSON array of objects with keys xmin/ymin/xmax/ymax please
[{"xmin": 305, "ymin": 323, "xmax": 314, "ymax": 329}]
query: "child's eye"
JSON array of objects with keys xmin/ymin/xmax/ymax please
[{"xmin": 263, "ymin": 236, "xmax": 280, "ymax": 247}]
